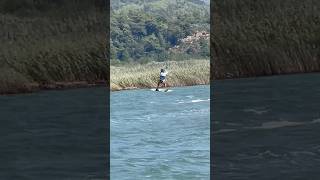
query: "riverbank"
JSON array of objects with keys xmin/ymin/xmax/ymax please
[
  {"xmin": 111, "ymin": 60, "xmax": 210, "ymax": 91},
  {"xmin": 0, "ymin": 80, "xmax": 107, "ymax": 95}
]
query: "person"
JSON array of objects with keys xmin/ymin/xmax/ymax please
[{"xmin": 156, "ymin": 68, "xmax": 168, "ymax": 91}]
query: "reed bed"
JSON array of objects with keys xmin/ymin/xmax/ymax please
[
  {"xmin": 0, "ymin": 10, "xmax": 108, "ymax": 94},
  {"xmin": 212, "ymin": 0, "xmax": 320, "ymax": 79},
  {"xmin": 111, "ymin": 59, "xmax": 210, "ymax": 91}
]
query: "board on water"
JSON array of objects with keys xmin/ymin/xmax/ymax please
[{"xmin": 150, "ymin": 88, "xmax": 171, "ymax": 92}]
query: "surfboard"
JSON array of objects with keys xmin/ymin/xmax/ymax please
[{"xmin": 150, "ymin": 88, "xmax": 171, "ymax": 92}]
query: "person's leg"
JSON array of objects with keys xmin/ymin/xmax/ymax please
[
  {"xmin": 160, "ymin": 80, "xmax": 165, "ymax": 88},
  {"xmin": 156, "ymin": 81, "xmax": 160, "ymax": 91}
]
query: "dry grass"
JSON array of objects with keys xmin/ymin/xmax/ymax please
[{"xmin": 111, "ymin": 59, "xmax": 210, "ymax": 91}]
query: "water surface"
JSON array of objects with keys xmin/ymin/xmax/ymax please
[
  {"xmin": 0, "ymin": 87, "xmax": 108, "ymax": 180},
  {"xmin": 213, "ymin": 73, "xmax": 320, "ymax": 179},
  {"xmin": 111, "ymin": 85, "xmax": 210, "ymax": 179}
]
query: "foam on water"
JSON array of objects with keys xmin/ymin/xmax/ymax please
[
  {"xmin": 150, "ymin": 88, "xmax": 173, "ymax": 92},
  {"xmin": 175, "ymin": 98, "xmax": 210, "ymax": 104},
  {"xmin": 191, "ymin": 99, "xmax": 210, "ymax": 103}
]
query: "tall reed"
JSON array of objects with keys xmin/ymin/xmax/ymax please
[
  {"xmin": 212, "ymin": 0, "xmax": 320, "ymax": 79},
  {"xmin": 0, "ymin": 10, "xmax": 108, "ymax": 94},
  {"xmin": 111, "ymin": 59, "xmax": 209, "ymax": 91}
]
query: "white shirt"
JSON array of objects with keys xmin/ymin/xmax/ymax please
[{"xmin": 160, "ymin": 71, "xmax": 168, "ymax": 77}]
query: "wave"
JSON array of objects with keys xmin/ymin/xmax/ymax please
[
  {"xmin": 175, "ymin": 98, "xmax": 210, "ymax": 104},
  {"xmin": 214, "ymin": 118, "xmax": 320, "ymax": 134},
  {"xmin": 186, "ymin": 95, "xmax": 194, "ymax": 98},
  {"xmin": 243, "ymin": 107, "xmax": 269, "ymax": 115},
  {"xmin": 191, "ymin": 99, "xmax": 210, "ymax": 103},
  {"xmin": 253, "ymin": 118, "xmax": 320, "ymax": 129},
  {"xmin": 253, "ymin": 120, "xmax": 303, "ymax": 129}
]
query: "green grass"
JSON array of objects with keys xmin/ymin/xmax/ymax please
[{"xmin": 111, "ymin": 59, "xmax": 209, "ymax": 90}]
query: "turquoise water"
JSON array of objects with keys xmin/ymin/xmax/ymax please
[{"xmin": 111, "ymin": 85, "xmax": 210, "ymax": 179}]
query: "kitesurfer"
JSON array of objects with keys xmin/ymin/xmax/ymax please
[{"xmin": 156, "ymin": 68, "xmax": 168, "ymax": 91}]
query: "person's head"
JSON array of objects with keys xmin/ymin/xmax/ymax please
[{"xmin": 160, "ymin": 69, "xmax": 164, "ymax": 72}]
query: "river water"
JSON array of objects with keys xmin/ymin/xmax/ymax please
[
  {"xmin": 0, "ymin": 87, "xmax": 108, "ymax": 180},
  {"xmin": 111, "ymin": 85, "xmax": 210, "ymax": 179},
  {"xmin": 213, "ymin": 73, "xmax": 320, "ymax": 179}
]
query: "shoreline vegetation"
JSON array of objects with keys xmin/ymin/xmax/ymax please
[
  {"xmin": 2, "ymin": 0, "xmax": 319, "ymax": 94},
  {"xmin": 0, "ymin": 80, "xmax": 107, "ymax": 95},
  {"xmin": 212, "ymin": 0, "xmax": 320, "ymax": 79},
  {"xmin": 109, "ymin": 0, "xmax": 210, "ymax": 92},
  {"xmin": 111, "ymin": 59, "xmax": 210, "ymax": 91},
  {"xmin": 0, "ymin": 0, "xmax": 108, "ymax": 95}
]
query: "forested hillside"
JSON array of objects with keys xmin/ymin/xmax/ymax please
[
  {"xmin": 212, "ymin": 0, "xmax": 320, "ymax": 79},
  {"xmin": 0, "ymin": 0, "xmax": 108, "ymax": 94},
  {"xmin": 110, "ymin": 0, "xmax": 210, "ymax": 64}
]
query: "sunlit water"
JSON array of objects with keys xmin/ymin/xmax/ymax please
[
  {"xmin": 111, "ymin": 85, "xmax": 210, "ymax": 179},
  {"xmin": 213, "ymin": 73, "xmax": 320, "ymax": 179}
]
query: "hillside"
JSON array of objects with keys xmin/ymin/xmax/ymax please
[{"xmin": 110, "ymin": 0, "xmax": 210, "ymax": 64}]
